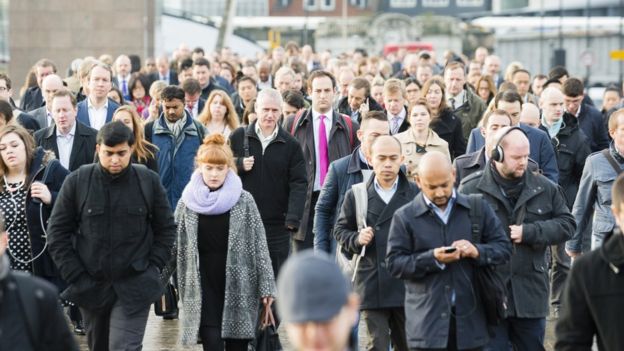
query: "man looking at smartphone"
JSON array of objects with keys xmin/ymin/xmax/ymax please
[
  {"xmin": 386, "ymin": 151, "xmax": 511, "ymax": 350},
  {"xmin": 387, "ymin": 151, "xmax": 511, "ymax": 351}
]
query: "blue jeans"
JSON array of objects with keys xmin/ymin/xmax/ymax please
[{"xmin": 483, "ymin": 317, "xmax": 546, "ymax": 351}]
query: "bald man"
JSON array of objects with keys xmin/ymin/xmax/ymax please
[
  {"xmin": 519, "ymin": 103, "xmax": 540, "ymax": 128},
  {"xmin": 31, "ymin": 74, "xmax": 65, "ymax": 129},
  {"xmin": 113, "ymin": 55, "xmax": 132, "ymax": 100},
  {"xmin": 387, "ymin": 150, "xmax": 510, "ymax": 351},
  {"xmin": 335, "ymin": 135, "xmax": 418, "ymax": 351},
  {"xmin": 539, "ymin": 87, "xmax": 591, "ymax": 317},
  {"xmin": 459, "ymin": 127, "xmax": 575, "ymax": 351}
]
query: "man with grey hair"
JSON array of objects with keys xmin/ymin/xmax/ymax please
[
  {"xmin": 274, "ymin": 66, "xmax": 296, "ymax": 95},
  {"xmin": 484, "ymin": 55, "xmax": 503, "ymax": 87},
  {"xmin": 229, "ymin": 88, "xmax": 307, "ymax": 277},
  {"xmin": 112, "ymin": 55, "xmax": 132, "ymax": 101}
]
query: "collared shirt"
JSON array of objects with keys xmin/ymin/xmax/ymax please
[
  {"xmin": 313, "ymin": 110, "xmax": 333, "ymax": 191},
  {"xmin": 388, "ymin": 108, "xmax": 406, "ymax": 135},
  {"xmin": 359, "ymin": 149, "xmax": 374, "ymax": 183},
  {"xmin": 159, "ymin": 71, "xmax": 170, "ymax": 84},
  {"xmin": 374, "ymin": 177, "xmax": 399, "ymax": 204},
  {"xmin": 255, "ymin": 123, "xmax": 279, "ymax": 153},
  {"xmin": 447, "ymin": 89, "xmax": 466, "ymax": 110},
  {"xmin": 46, "ymin": 109, "xmax": 53, "ymax": 128},
  {"xmin": 87, "ymin": 98, "xmax": 108, "ymax": 130},
  {"xmin": 423, "ymin": 189, "xmax": 457, "ymax": 225},
  {"xmin": 185, "ymin": 101, "xmax": 199, "ymax": 119},
  {"xmin": 56, "ymin": 122, "xmax": 76, "ymax": 170}
]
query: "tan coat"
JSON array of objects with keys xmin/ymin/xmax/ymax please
[{"xmin": 395, "ymin": 128, "xmax": 451, "ymax": 180}]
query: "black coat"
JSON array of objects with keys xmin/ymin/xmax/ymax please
[
  {"xmin": 554, "ymin": 231, "xmax": 624, "ymax": 351},
  {"xmin": 334, "ymin": 173, "xmax": 418, "ymax": 309},
  {"xmin": 459, "ymin": 164, "xmax": 576, "ymax": 318},
  {"xmin": 33, "ymin": 122, "xmax": 98, "ymax": 171},
  {"xmin": 47, "ymin": 164, "xmax": 176, "ymax": 313},
  {"xmin": 25, "ymin": 148, "xmax": 70, "ymax": 282},
  {"xmin": 539, "ymin": 113, "xmax": 592, "ymax": 208},
  {"xmin": 336, "ymin": 96, "xmax": 384, "ymax": 123},
  {"xmin": 386, "ymin": 192, "xmax": 511, "ymax": 349},
  {"xmin": 431, "ymin": 108, "xmax": 466, "ymax": 159},
  {"xmin": 283, "ymin": 109, "xmax": 360, "ymax": 241},
  {"xmin": 577, "ymin": 103, "xmax": 610, "ymax": 153},
  {"xmin": 200, "ymin": 80, "xmax": 226, "ymax": 100},
  {"xmin": 16, "ymin": 111, "xmax": 42, "ymax": 133},
  {"xmin": 20, "ymin": 86, "xmax": 44, "ymax": 112},
  {"xmin": 229, "ymin": 122, "xmax": 308, "ymax": 230},
  {"xmin": 453, "ymin": 147, "xmax": 539, "ymax": 187}
]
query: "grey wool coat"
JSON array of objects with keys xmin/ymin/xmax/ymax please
[{"xmin": 175, "ymin": 191, "xmax": 276, "ymax": 344}]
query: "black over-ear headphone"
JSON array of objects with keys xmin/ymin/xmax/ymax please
[{"xmin": 490, "ymin": 126, "xmax": 528, "ymax": 163}]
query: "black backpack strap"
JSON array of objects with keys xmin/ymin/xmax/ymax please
[
  {"xmin": 193, "ymin": 119, "xmax": 206, "ymax": 141},
  {"xmin": 132, "ymin": 164, "xmax": 154, "ymax": 218},
  {"xmin": 602, "ymin": 149, "xmax": 623, "ymax": 175},
  {"xmin": 12, "ymin": 272, "xmax": 40, "ymax": 349},
  {"xmin": 468, "ymin": 194, "xmax": 483, "ymax": 244},
  {"xmin": 76, "ymin": 165, "xmax": 95, "ymax": 221}
]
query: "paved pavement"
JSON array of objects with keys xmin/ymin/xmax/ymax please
[{"xmin": 75, "ymin": 308, "xmax": 559, "ymax": 350}]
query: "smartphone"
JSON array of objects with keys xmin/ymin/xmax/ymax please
[{"xmin": 443, "ymin": 247, "xmax": 457, "ymax": 254}]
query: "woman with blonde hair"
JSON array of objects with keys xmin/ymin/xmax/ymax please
[
  {"xmin": 198, "ymin": 90, "xmax": 239, "ymax": 137},
  {"xmin": 112, "ymin": 105, "xmax": 159, "ymax": 171},
  {"xmin": 175, "ymin": 133, "xmax": 275, "ymax": 350},
  {"xmin": 144, "ymin": 80, "xmax": 167, "ymax": 121},
  {"xmin": 395, "ymin": 98, "xmax": 450, "ymax": 180}
]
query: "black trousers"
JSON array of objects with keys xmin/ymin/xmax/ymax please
[
  {"xmin": 199, "ymin": 326, "xmax": 249, "ymax": 351},
  {"xmin": 290, "ymin": 191, "xmax": 319, "ymax": 254},
  {"xmin": 411, "ymin": 308, "xmax": 482, "ymax": 351}
]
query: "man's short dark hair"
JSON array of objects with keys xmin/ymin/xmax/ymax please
[
  {"xmin": 237, "ymin": 75, "xmax": 257, "ymax": 87},
  {"xmin": 193, "ymin": 47, "xmax": 205, "ymax": 55},
  {"xmin": 307, "ymin": 70, "xmax": 336, "ymax": 91},
  {"xmin": 0, "ymin": 100, "xmax": 14, "ymax": 123},
  {"xmin": 178, "ymin": 57, "xmax": 194, "ymax": 72},
  {"xmin": 97, "ymin": 121, "xmax": 135, "ymax": 147},
  {"xmin": 181, "ymin": 78, "xmax": 201, "ymax": 95},
  {"xmin": 193, "ymin": 57, "xmax": 211, "ymax": 69},
  {"xmin": 605, "ymin": 85, "xmax": 622, "ymax": 98},
  {"xmin": 0, "ymin": 73, "xmax": 11, "ymax": 90},
  {"xmin": 562, "ymin": 77, "xmax": 584, "ymax": 98},
  {"xmin": 160, "ymin": 85, "xmax": 185, "ymax": 102},
  {"xmin": 494, "ymin": 89, "xmax": 523, "ymax": 108},
  {"xmin": 349, "ymin": 77, "xmax": 371, "ymax": 97},
  {"xmin": 548, "ymin": 66, "xmax": 569, "ymax": 81},
  {"xmin": 282, "ymin": 89, "xmax": 306, "ymax": 110},
  {"xmin": 543, "ymin": 77, "xmax": 562, "ymax": 90}
]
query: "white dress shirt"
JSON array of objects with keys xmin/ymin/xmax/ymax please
[
  {"xmin": 56, "ymin": 122, "xmax": 76, "ymax": 170},
  {"xmin": 388, "ymin": 107, "xmax": 406, "ymax": 135},
  {"xmin": 46, "ymin": 110, "xmax": 53, "ymax": 128},
  {"xmin": 87, "ymin": 98, "xmax": 108, "ymax": 130},
  {"xmin": 312, "ymin": 110, "xmax": 332, "ymax": 191},
  {"xmin": 255, "ymin": 123, "xmax": 279, "ymax": 153},
  {"xmin": 447, "ymin": 89, "xmax": 466, "ymax": 110},
  {"xmin": 373, "ymin": 177, "xmax": 399, "ymax": 204}
]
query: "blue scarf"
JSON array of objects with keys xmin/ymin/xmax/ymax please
[
  {"xmin": 180, "ymin": 169, "xmax": 242, "ymax": 215},
  {"xmin": 541, "ymin": 115, "xmax": 564, "ymax": 138}
]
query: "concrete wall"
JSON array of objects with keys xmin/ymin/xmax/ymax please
[{"xmin": 9, "ymin": 0, "xmax": 155, "ymax": 88}]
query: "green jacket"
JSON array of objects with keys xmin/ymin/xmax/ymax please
[{"xmin": 454, "ymin": 87, "xmax": 486, "ymax": 139}]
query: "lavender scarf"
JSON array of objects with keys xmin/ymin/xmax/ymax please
[{"xmin": 180, "ymin": 169, "xmax": 243, "ymax": 215}]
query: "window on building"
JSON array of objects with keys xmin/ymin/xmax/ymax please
[
  {"xmin": 456, "ymin": 0, "xmax": 483, "ymax": 6},
  {"xmin": 279, "ymin": 0, "xmax": 291, "ymax": 7},
  {"xmin": 350, "ymin": 0, "xmax": 366, "ymax": 8},
  {"xmin": 303, "ymin": 0, "xmax": 317, "ymax": 10},
  {"xmin": 389, "ymin": 0, "xmax": 416, "ymax": 8},
  {"xmin": 320, "ymin": 0, "xmax": 335, "ymax": 10},
  {"xmin": 422, "ymin": 0, "xmax": 449, "ymax": 7}
]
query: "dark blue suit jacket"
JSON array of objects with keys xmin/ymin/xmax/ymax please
[
  {"xmin": 466, "ymin": 123, "xmax": 559, "ymax": 183},
  {"xmin": 577, "ymin": 103, "xmax": 610, "ymax": 152},
  {"xmin": 76, "ymin": 99, "xmax": 120, "ymax": 129}
]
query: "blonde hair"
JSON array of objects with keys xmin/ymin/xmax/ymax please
[
  {"xmin": 198, "ymin": 90, "xmax": 240, "ymax": 131},
  {"xmin": 112, "ymin": 105, "xmax": 157, "ymax": 163}
]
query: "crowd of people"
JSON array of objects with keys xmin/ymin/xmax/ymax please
[{"xmin": 0, "ymin": 40, "xmax": 623, "ymax": 351}]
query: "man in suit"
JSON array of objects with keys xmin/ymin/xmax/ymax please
[
  {"xmin": 181, "ymin": 78, "xmax": 205, "ymax": 119},
  {"xmin": 483, "ymin": 55, "xmax": 504, "ymax": 88},
  {"xmin": 512, "ymin": 69, "xmax": 539, "ymax": 105},
  {"xmin": 0, "ymin": 73, "xmax": 41, "ymax": 133},
  {"xmin": 383, "ymin": 79, "xmax": 409, "ymax": 135},
  {"xmin": 77, "ymin": 62, "xmax": 119, "ymax": 130},
  {"xmin": 20, "ymin": 58, "xmax": 57, "ymax": 112},
  {"xmin": 336, "ymin": 78, "xmax": 384, "ymax": 124},
  {"xmin": 283, "ymin": 70, "xmax": 360, "ymax": 253},
  {"xmin": 112, "ymin": 55, "xmax": 132, "ymax": 101},
  {"xmin": 445, "ymin": 61, "xmax": 486, "ymax": 139},
  {"xmin": 150, "ymin": 55, "xmax": 178, "ymax": 86},
  {"xmin": 466, "ymin": 89, "xmax": 559, "ymax": 183},
  {"xmin": 34, "ymin": 89, "xmax": 97, "ymax": 172},
  {"xmin": 31, "ymin": 74, "xmax": 65, "ymax": 129}
]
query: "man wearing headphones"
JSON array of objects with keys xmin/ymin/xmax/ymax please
[{"xmin": 459, "ymin": 127, "xmax": 575, "ymax": 351}]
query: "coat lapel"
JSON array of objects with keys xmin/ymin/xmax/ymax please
[
  {"xmin": 68, "ymin": 123, "xmax": 86, "ymax": 170},
  {"xmin": 376, "ymin": 174, "xmax": 414, "ymax": 225}
]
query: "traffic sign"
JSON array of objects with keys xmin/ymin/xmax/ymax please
[{"xmin": 610, "ymin": 50, "xmax": 624, "ymax": 60}]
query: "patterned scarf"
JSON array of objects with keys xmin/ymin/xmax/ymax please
[{"xmin": 180, "ymin": 169, "xmax": 242, "ymax": 215}]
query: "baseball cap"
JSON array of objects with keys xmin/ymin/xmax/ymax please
[{"xmin": 277, "ymin": 250, "xmax": 351, "ymax": 324}]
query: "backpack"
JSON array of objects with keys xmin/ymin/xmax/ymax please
[
  {"xmin": 335, "ymin": 182, "xmax": 368, "ymax": 283},
  {"xmin": 289, "ymin": 110, "xmax": 355, "ymax": 148},
  {"xmin": 468, "ymin": 194, "xmax": 508, "ymax": 329}
]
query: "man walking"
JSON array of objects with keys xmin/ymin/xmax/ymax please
[
  {"xmin": 48, "ymin": 122, "xmax": 176, "ymax": 351},
  {"xmin": 460, "ymin": 127, "xmax": 575, "ymax": 350},
  {"xmin": 387, "ymin": 151, "xmax": 511, "ymax": 350},
  {"xmin": 334, "ymin": 135, "xmax": 418, "ymax": 351}
]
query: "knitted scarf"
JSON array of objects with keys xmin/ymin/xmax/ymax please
[{"xmin": 180, "ymin": 169, "xmax": 242, "ymax": 215}]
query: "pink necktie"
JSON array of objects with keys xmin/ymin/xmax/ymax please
[{"xmin": 319, "ymin": 115, "xmax": 329, "ymax": 186}]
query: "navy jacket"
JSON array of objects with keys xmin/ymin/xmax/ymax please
[
  {"xmin": 76, "ymin": 98, "xmax": 120, "ymax": 129},
  {"xmin": 576, "ymin": 103, "xmax": 610, "ymax": 153},
  {"xmin": 386, "ymin": 192, "xmax": 511, "ymax": 350},
  {"xmin": 466, "ymin": 123, "xmax": 559, "ymax": 183}
]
